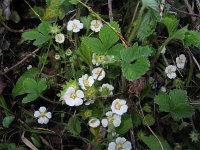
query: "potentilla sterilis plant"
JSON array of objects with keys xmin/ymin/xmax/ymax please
[
  {"xmin": 92, "ymin": 67, "xmax": 106, "ymax": 81},
  {"xmin": 90, "ymin": 20, "xmax": 103, "ymax": 32},
  {"xmin": 34, "ymin": 106, "xmax": 52, "ymax": 124},
  {"xmin": 176, "ymin": 54, "xmax": 186, "ymax": 69},
  {"xmin": 55, "ymin": 33, "xmax": 65, "ymax": 44},
  {"xmin": 78, "ymin": 74, "xmax": 94, "ymax": 90},
  {"xmin": 67, "ymin": 19, "xmax": 83, "ymax": 33},
  {"xmin": 111, "ymin": 99, "xmax": 128, "ymax": 115},
  {"xmin": 165, "ymin": 65, "xmax": 177, "ymax": 79},
  {"xmin": 99, "ymin": 83, "xmax": 114, "ymax": 95},
  {"xmin": 63, "ymin": 86, "xmax": 84, "ymax": 106},
  {"xmin": 101, "ymin": 111, "xmax": 121, "ymax": 128},
  {"xmin": 88, "ymin": 118, "xmax": 100, "ymax": 128},
  {"xmin": 108, "ymin": 137, "xmax": 132, "ymax": 150}
]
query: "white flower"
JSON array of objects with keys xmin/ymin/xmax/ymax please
[
  {"xmin": 101, "ymin": 111, "xmax": 121, "ymax": 127},
  {"xmin": 88, "ymin": 118, "xmax": 100, "ymax": 128},
  {"xmin": 34, "ymin": 106, "xmax": 52, "ymax": 124},
  {"xmin": 99, "ymin": 83, "xmax": 114, "ymax": 95},
  {"xmin": 90, "ymin": 20, "xmax": 103, "ymax": 32},
  {"xmin": 78, "ymin": 74, "xmax": 94, "ymax": 90},
  {"xmin": 160, "ymin": 86, "xmax": 166, "ymax": 92},
  {"xmin": 165, "ymin": 65, "xmax": 177, "ymax": 79},
  {"xmin": 161, "ymin": 46, "xmax": 166, "ymax": 54},
  {"xmin": 111, "ymin": 99, "xmax": 128, "ymax": 115},
  {"xmin": 55, "ymin": 54, "xmax": 61, "ymax": 60},
  {"xmin": 176, "ymin": 54, "xmax": 186, "ymax": 69},
  {"xmin": 108, "ymin": 137, "xmax": 132, "ymax": 150},
  {"xmin": 67, "ymin": 19, "xmax": 83, "ymax": 33},
  {"xmin": 27, "ymin": 65, "xmax": 32, "ymax": 70},
  {"xmin": 55, "ymin": 33, "xmax": 65, "ymax": 44},
  {"xmin": 63, "ymin": 87, "xmax": 84, "ymax": 106},
  {"xmin": 92, "ymin": 67, "xmax": 106, "ymax": 81}
]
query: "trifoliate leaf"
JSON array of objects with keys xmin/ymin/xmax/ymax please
[
  {"xmin": 141, "ymin": 0, "xmax": 159, "ymax": 11},
  {"xmin": 154, "ymin": 89, "xmax": 194, "ymax": 121},
  {"xmin": 99, "ymin": 23, "xmax": 119, "ymax": 50},
  {"xmin": 184, "ymin": 31, "xmax": 200, "ymax": 49},
  {"xmin": 121, "ymin": 43, "xmax": 152, "ymax": 81}
]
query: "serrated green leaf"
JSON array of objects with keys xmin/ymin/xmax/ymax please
[
  {"xmin": 139, "ymin": 134, "xmax": 172, "ymax": 150},
  {"xmin": 107, "ymin": 43, "xmax": 124, "ymax": 59},
  {"xmin": 172, "ymin": 26, "xmax": 188, "ymax": 41},
  {"xmin": 77, "ymin": 43, "xmax": 92, "ymax": 66},
  {"xmin": 38, "ymin": 22, "xmax": 51, "ymax": 35},
  {"xmin": 184, "ymin": 31, "xmax": 200, "ymax": 48},
  {"xmin": 12, "ymin": 68, "xmax": 40, "ymax": 98},
  {"xmin": 33, "ymin": 35, "xmax": 50, "ymax": 46},
  {"xmin": 161, "ymin": 16, "xmax": 179, "ymax": 37},
  {"xmin": 23, "ymin": 78, "xmax": 38, "ymax": 94},
  {"xmin": 99, "ymin": 23, "xmax": 119, "ymax": 50},
  {"xmin": 22, "ymin": 31, "xmax": 41, "ymax": 41},
  {"xmin": 80, "ymin": 16, "xmax": 92, "ymax": 30},
  {"xmin": 22, "ymin": 93, "xmax": 38, "ymax": 103},
  {"xmin": 142, "ymin": 0, "xmax": 159, "ymax": 11},
  {"xmin": 116, "ymin": 114, "xmax": 132, "ymax": 135},
  {"xmin": 145, "ymin": 114, "xmax": 155, "ymax": 126},
  {"xmin": 38, "ymin": 79, "xmax": 47, "ymax": 93},
  {"xmin": 3, "ymin": 116, "xmax": 15, "ymax": 128},
  {"xmin": 68, "ymin": 116, "xmax": 81, "ymax": 135},
  {"xmin": 155, "ymin": 92, "xmax": 171, "ymax": 112},
  {"xmin": 82, "ymin": 37, "xmax": 106, "ymax": 54}
]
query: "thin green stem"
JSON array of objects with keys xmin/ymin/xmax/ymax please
[
  {"xmin": 128, "ymin": 6, "xmax": 145, "ymax": 43},
  {"xmin": 39, "ymin": 95, "xmax": 60, "ymax": 104},
  {"xmin": 127, "ymin": 1, "xmax": 141, "ymax": 37}
]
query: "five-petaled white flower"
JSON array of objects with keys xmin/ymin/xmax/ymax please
[
  {"xmin": 165, "ymin": 65, "xmax": 177, "ymax": 79},
  {"xmin": 27, "ymin": 65, "xmax": 32, "ymax": 70},
  {"xmin": 88, "ymin": 118, "xmax": 100, "ymax": 128},
  {"xmin": 63, "ymin": 87, "xmax": 84, "ymax": 106},
  {"xmin": 78, "ymin": 74, "xmax": 94, "ymax": 90},
  {"xmin": 108, "ymin": 137, "xmax": 132, "ymax": 150},
  {"xmin": 111, "ymin": 99, "xmax": 128, "ymax": 115},
  {"xmin": 55, "ymin": 33, "xmax": 65, "ymax": 44},
  {"xmin": 92, "ymin": 67, "xmax": 106, "ymax": 81},
  {"xmin": 99, "ymin": 83, "xmax": 114, "ymax": 95},
  {"xmin": 92, "ymin": 53, "xmax": 105, "ymax": 66},
  {"xmin": 67, "ymin": 19, "xmax": 83, "ymax": 33},
  {"xmin": 90, "ymin": 20, "xmax": 103, "ymax": 32},
  {"xmin": 101, "ymin": 111, "xmax": 121, "ymax": 128},
  {"xmin": 34, "ymin": 106, "xmax": 52, "ymax": 124},
  {"xmin": 176, "ymin": 54, "xmax": 186, "ymax": 69}
]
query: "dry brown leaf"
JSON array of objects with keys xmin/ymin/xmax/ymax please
[{"xmin": 21, "ymin": 132, "xmax": 38, "ymax": 150}]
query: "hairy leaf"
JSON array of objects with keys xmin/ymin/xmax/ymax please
[{"xmin": 184, "ymin": 31, "xmax": 200, "ymax": 48}]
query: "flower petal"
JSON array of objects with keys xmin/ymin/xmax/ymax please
[
  {"xmin": 39, "ymin": 106, "xmax": 46, "ymax": 113},
  {"xmin": 46, "ymin": 112, "xmax": 52, "ymax": 119},
  {"xmin": 34, "ymin": 111, "xmax": 40, "ymax": 118}
]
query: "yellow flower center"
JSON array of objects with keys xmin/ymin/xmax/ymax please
[
  {"xmin": 168, "ymin": 69, "xmax": 173, "ymax": 74},
  {"xmin": 115, "ymin": 103, "xmax": 122, "ymax": 110},
  {"xmin": 72, "ymin": 23, "xmax": 78, "ymax": 29},
  {"xmin": 40, "ymin": 112, "xmax": 46, "ymax": 117},
  {"xmin": 108, "ymin": 116, "xmax": 114, "ymax": 123},
  {"xmin": 70, "ymin": 93, "xmax": 77, "ymax": 100},
  {"xmin": 94, "ymin": 22, "xmax": 100, "ymax": 29},
  {"xmin": 116, "ymin": 144, "xmax": 123, "ymax": 150},
  {"xmin": 83, "ymin": 79, "xmax": 89, "ymax": 86},
  {"xmin": 98, "ymin": 55, "xmax": 105, "ymax": 62},
  {"xmin": 57, "ymin": 35, "xmax": 63, "ymax": 41}
]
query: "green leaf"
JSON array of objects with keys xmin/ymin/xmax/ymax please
[
  {"xmin": 23, "ymin": 78, "xmax": 38, "ymax": 94},
  {"xmin": 145, "ymin": 114, "xmax": 155, "ymax": 126},
  {"xmin": 172, "ymin": 26, "xmax": 188, "ymax": 41},
  {"xmin": 3, "ymin": 116, "xmax": 15, "ymax": 128},
  {"xmin": 38, "ymin": 79, "xmax": 47, "ymax": 93},
  {"xmin": 142, "ymin": 0, "xmax": 159, "ymax": 11},
  {"xmin": 154, "ymin": 89, "xmax": 194, "ymax": 120},
  {"xmin": 80, "ymin": 16, "xmax": 92, "ymax": 30},
  {"xmin": 138, "ymin": 134, "xmax": 172, "ymax": 150},
  {"xmin": 67, "ymin": 116, "xmax": 81, "ymax": 135},
  {"xmin": 38, "ymin": 22, "xmax": 51, "ymax": 35},
  {"xmin": 82, "ymin": 37, "xmax": 106, "ymax": 54},
  {"xmin": 121, "ymin": 43, "xmax": 152, "ymax": 81},
  {"xmin": 77, "ymin": 43, "xmax": 92, "ymax": 66},
  {"xmin": 184, "ymin": 31, "xmax": 200, "ymax": 48},
  {"xmin": 116, "ymin": 114, "xmax": 132, "ymax": 135},
  {"xmin": 69, "ymin": 0, "xmax": 78, "ymax": 4},
  {"xmin": 99, "ymin": 23, "xmax": 119, "ymax": 50},
  {"xmin": 131, "ymin": 109, "xmax": 142, "ymax": 127},
  {"xmin": 12, "ymin": 68, "xmax": 40, "ymax": 98},
  {"xmin": 161, "ymin": 15, "xmax": 179, "ymax": 37},
  {"xmin": 107, "ymin": 43, "xmax": 124, "ymax": 59},
  {"xmin": 22, "ymin": 31, "xmax": 41, "ymax": 41},
  {"xmin": 10, "ymin": 10, "xmax": 20, "ymax": 23},
  {"xmin": 22, "ymin": 93, "xmax": 38, "ymax": 103}
]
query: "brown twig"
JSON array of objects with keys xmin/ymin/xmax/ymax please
[
  {"xmin": 108, "ymin": 0, "xmax": 113, "ymax": 21},
  {"xmin": 1, "ymin": 47, "xmax": 41, "ymax": 75},
  {"xmin": 183, "ymin": 0, "xmax": 196, "ymax": 21},
  {"xmin": 1, "ymin": 22, "xmax": 32, "ymax": 33},
  {"xmin": 173, "ymin": 7, "xmax": 200, "ymax": 17}
]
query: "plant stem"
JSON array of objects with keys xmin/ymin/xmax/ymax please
[
  {"xmin": 127, "ymin": 1, "xmax": 141, "ymax": 37},
  {"xmin": 39, "ymin": 95, "xmax": 60, "ymax": 104},
  {"xmin": 127, "ymin": 6, "xmax": 145, "ymax": 43}
]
